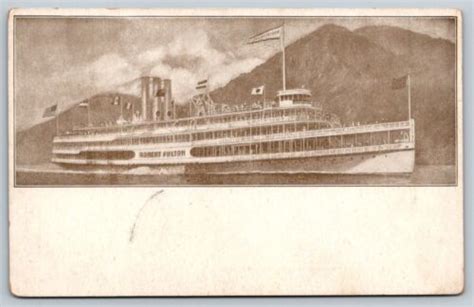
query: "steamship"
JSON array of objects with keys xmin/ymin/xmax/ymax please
[{"xmin": 50, "ymin": 25, "xmax": 415, "ymax": 175}]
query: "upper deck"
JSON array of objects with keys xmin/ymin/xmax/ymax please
[{"xmin": 55, "ymin": 103, "xmax": 334, "ymax": 142}]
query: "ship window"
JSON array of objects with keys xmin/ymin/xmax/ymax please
[{"xmin": 81, "ymin": 150, "xmax": 135, "ymax": 160}]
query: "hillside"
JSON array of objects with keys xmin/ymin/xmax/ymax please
[
  {"xmin": 211, "ymin": 24, "xmax": 456, "ymax": 165},
  {"xmin": 16, "ymin": 24, "xmax": 456, "ymax": 166},
  {"xmin": 16, "ymin": 93, "xmax": 141, "ymax": 165}
]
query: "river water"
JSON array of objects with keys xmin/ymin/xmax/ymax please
[{"xmin": 15, "ymin": 164, "xmax": 456, "ymax": 186}]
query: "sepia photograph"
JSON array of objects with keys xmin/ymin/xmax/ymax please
[
  {"xmin": 8, "ymin": 8, "xmax": 464, "ymax": 297},
  {"xmin": 12, "ymin": 11, "xmax": 459, "ymax": 186}
]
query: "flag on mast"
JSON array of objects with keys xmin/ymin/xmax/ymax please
[
  {"xmin": 251, "ymin": 85, "xmax": 265, "ymax": 95},
  {"xmin": 247, "ymin": 24, "xmax": 286, "ymax": 90},
  {"xmin": 195, "ymin": 79, "xmax": 208, "ymax": 91},
  {"xmin": 391, "ymin": 75, "xmax": 408, "ymax": 89},
  {"xmin": 43, "ymin": 104, "xmax": 58, "ymax": 118},
  {"xmin": 391, "ymin": 74, "xmax": 412, "ymax": 119},
  {"xmin": 247, "ymin": 26, "xmax": 282, "ymax": 44}
]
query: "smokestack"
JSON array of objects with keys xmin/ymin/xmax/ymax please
[
  {"xmin": 140, "ymin": 76, "xmax": 172, "ymax": 122},
  {"xmin": 152, "ymin": 78, "xmax": 161, "ymax": 121},
  {"xmin": 141, "ymin": 76, "xmax": 148, "ymax": 121},
  {"xmin": 163, "ymin": 79, "xmax": 173, "ymax": 120},
  {"xmin": 141, "ymin": 76, "xmax": 163, "ymax": 122}
]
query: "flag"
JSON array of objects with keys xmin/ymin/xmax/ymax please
[
  {"xmin": 155, "ymin": 89, "xmax": 166, "ymax": 97},
  {"xmin": 392, "ymin": 75, "xmax": 408, "ymax": 90},
  {"xmin": 79, "ymin": 100, "xmax": 89, "ymax": 108},
  {"xmin": 192, "ymin": 99, "xmax": 203, "ymax": 107},
  {"xmin": 195, "ymin": 79, "xmax": 208, "ymax": 90},
  {"xmin": 247, "ymin": 26, "xmax": 282, "ymax": 45},
  {"xmin": 251, "ymin": 85, "xmax": 265, "ymax": 95},
  {"xmin": 43, "ymin": 104, "xmax": 57, "ymax": 118},
  {"xmin": 221, "ymin": 104, "xmax": 230, "ymax": 112},
  {"xmin": 112, "ymin": 96, "xmax": 120, "ymax": 105}
]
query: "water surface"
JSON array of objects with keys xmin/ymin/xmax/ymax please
[{"xmin": 15, "ymin": 164, "xmax": 456, "ymax": 186}]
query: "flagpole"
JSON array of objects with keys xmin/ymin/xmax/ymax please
[
  {"xmin": 132, "ymin": 102, "xmax": 135, "ymax": 122},
  {"xmin": 281, "ymin": 23, "xmax": 286, "ymax": 91},
  {"xmin": 408, "ymin": 74, "xmax": 412, "ymax": 120},
  {"xmin": 56, "ymin": 101, "xmax": 60, "ymax": 136},
  {"xmin": 87, "ymin": 99, "xmax": 91, "ymax": 127},
  {"xmin": 173, "ymin": 101, "xmax": 176, "ymax": 120},
  {"xmin": 56, "ymin": 108, "xmax": 59, "ymax": 136},
  {"xmin": 120, "ymin": 98, "xmax": 124, "ymax": 119}
]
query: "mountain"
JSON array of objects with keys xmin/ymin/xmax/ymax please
[
  {"xmin": 211, "ymin": 24, "xmax": 456, "ymax": 165},
  {"xmin": 15, "ymin": 92, "xmax": 190, "ymax": 165},
  {"xmin": 16, "ymin": 24, "xmax": 456, "ymax": 166},
  {"xmin": 354, "ymin": 26, "xmax": 456, "ymax": 165},
  {"xmin": 16, "ymin": 93, "xmax": 141, "ymax": 165}
]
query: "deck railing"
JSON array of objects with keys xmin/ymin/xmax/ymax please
[
  {"xmin": 54, "ymin": 116, "xmax": 411, "ymax": 145},
  {"xmin": 53, "ymin": 120, "xmax": 413, "ymax": 153}
]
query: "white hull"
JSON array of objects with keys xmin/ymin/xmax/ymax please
[
  {"xmin": 186, "ymin": 148, "xmax": 415, "ymax": 175},
  {"xmin": 55, "ymin": 147, "xmax": 415, "ymax": 175}
]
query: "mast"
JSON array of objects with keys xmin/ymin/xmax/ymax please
[
  {"xmin": 281, "ymin": 23, "xmax": 286, "ymax": 91},
  {"xmin": 56, "ymin": 109, "xmax": 59, "ymax": 136},
  {"xmin": 120, "ymin": 96, "xmax": 124, "ymax": 120},
  {"xmin": 408, "ymin": 74, "xmax": 412, "ymax": 120},
  {"xmin": 55, "ymin": 102, "xmax": 61, "ymax": 136},
  {"xmin": 87, "ymin": 99, "xmax": 91, "ymax": 127}
]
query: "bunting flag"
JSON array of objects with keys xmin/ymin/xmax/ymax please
[
  {"xmin": 221, "ymin": 104, "xmax": 230, "ymax": 112},
  {"xmin": 247, "ymin": 26, "xmax": 282, "ymax": 45},
  {"xmin": 392, "ymin": 75, "xmax": 408, "ymax": 90},
  {"xmin": 192, "ymin": 99, "xmax": 203, "ymax": 107},
  {"xmin": 43, "ymin": 104, "xmax": 58, "ymax": 118},
  {"xmin": 79, "ymin": 100, "xmax": 89, "ymax": 108},
  {"xmin": 195, "ymin": 79, "xmax": 208, "ymax": 91},
  {"xmin": 112, "ymin": 96, "xmax": 120, "ymax": 106},
  {"xmin": 251, "ymin": 85, "xmax": 265, "ymax": 95}
]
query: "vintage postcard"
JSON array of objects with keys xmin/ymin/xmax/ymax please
[{"xmin": 9, "ymin": 8, "xmax": 463, "ymax": 296}]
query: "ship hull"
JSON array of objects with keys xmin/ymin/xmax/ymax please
[
  {"xmin": 55, "ymin": 148, "xmax": 414, "ymax": 175},
  {"xmin": 52, "ymin": 118, "xmax": 416, "ymax": 175},
  {"xmin": 185, "ymin": 149, "xmax": 415, "ymax": 175}
]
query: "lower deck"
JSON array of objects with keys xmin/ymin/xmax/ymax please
[
  {"xmin": 54, "ymin": 147, "xmax": 415, "ymax": 175},
  {"xmin": 185, "ymin": 148, "xmax": 415, "ymax": 174}
]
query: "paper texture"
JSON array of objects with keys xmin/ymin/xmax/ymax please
[{"xmin": 8, "ymin": 8, "xmax": 463, "ymax": 296}]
